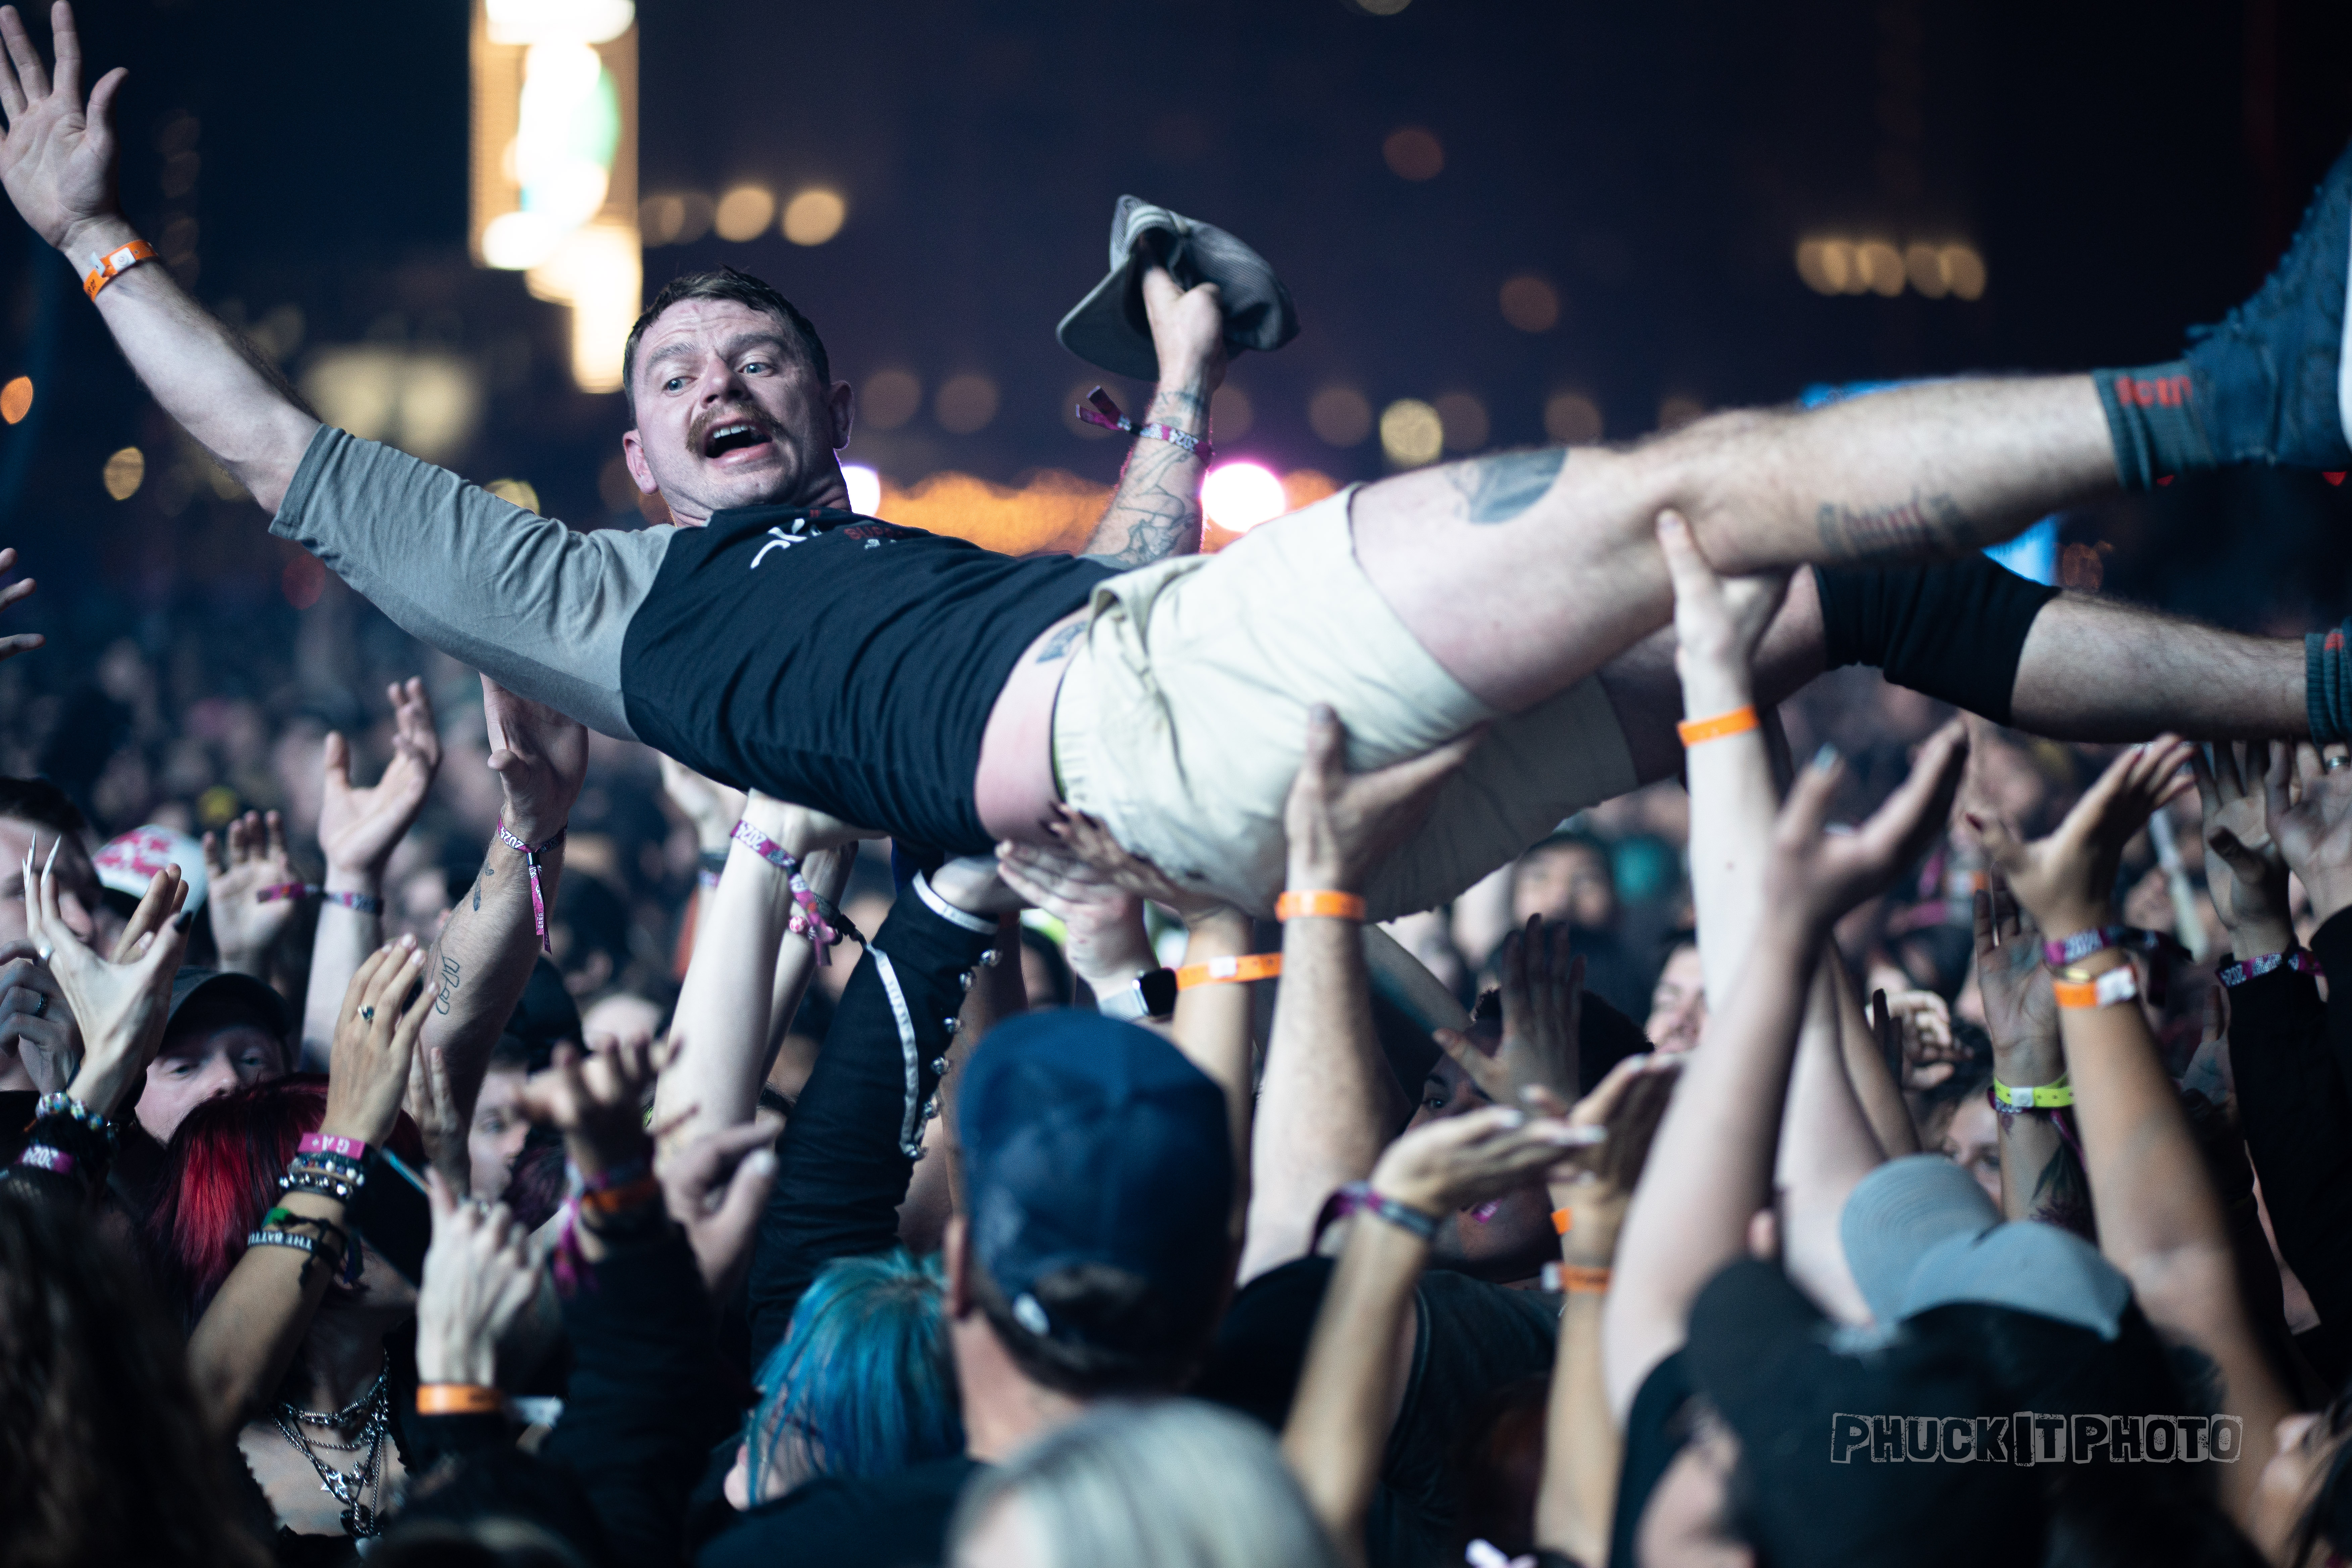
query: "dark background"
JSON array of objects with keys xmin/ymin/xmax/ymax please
[{"xmin": 2, "ymin": 0, "xmax": 2349, "ymax": 643}]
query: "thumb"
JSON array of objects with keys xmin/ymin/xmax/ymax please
[
  {"xmin": 322, "ymin": 730, "xmax": 351, "ymax": 788},
  {"xmin": 1965, "ymin": 809, "xmax": 2025, "ymax": 871},
  {"xmin": 1655, "ymin": 509, "xmax": 1719, "ymax": 602}
]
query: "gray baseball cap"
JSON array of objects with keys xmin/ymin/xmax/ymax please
[
  {"xmin": 1056, "ymin": 196, "xmax": 1299, "ymax": 381},
  {"xmin": 1840, "ymin": 1154, "xmax": 2130, "ymax": 1339}
]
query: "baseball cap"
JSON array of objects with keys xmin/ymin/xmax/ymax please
[
  {"xmin": 1841, "ymin": 1155, "xmax": 2130, "ymax": 1338},
  {"xmin": 163, "ymin": 966, "xmax": 288, "ymax": 1044},
  {"xmin": 958, "ymin": 1009, "xmax": 1232, "ymax": 1355},
  {"xmin": 96, "ymin": 825, "xmax": 209, "ymax": 913},
  {"xmin": 1056, "ymin": 196, "xmax": 1300, "ymax": 382}
]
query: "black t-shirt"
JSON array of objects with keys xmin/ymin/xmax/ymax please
[
  {"xmin": 1608, "ymin": 1351, "xmax": 1695, "ymax": 1568},
  {"xmin": 619, "ymin": 507, "xmax": 1115, "ymax": 854},
  {"xmin": 695, "ymin": 1454, "xmax": 983, "ymax": 1568},
  {"xmin": 1196, "ymin": 1256, "xmax": 1562, "ymax": 1568}
]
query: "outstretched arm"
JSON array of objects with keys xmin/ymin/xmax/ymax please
[
  {"xmin": 1078, "ymin": 266, "xmax": 1225, "ymax": 568},
  {"xmin": 0, "ymin": 3, "xmax": 317, "ymax": 510}
]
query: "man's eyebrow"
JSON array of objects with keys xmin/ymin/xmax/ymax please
[{"xmin": 641, "ymin": 329, "xmax": 792, "ymax": 374}]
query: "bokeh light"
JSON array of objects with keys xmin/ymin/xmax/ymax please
[
  {"xmin": 935, "ymin": 373, "xmax": 1000, "ymax": 434},
  {"xmin": 1498, "ymin": 275, "xmax": 1559, "ymax": 333},
  {"xmin": 0, "ymin": 377, "xmax": 31, "ymax": 425},
  {"xmin": 486, "ymin": 478, "xmax": 542, "ymax": 513},
  {"xmin": 1308, "ymin": 385, "xmax": 1373, "ymax": 447},
  {"xmin": 1544, "ymin": 390, "xmax": 1603, "ymax": 444},
  {"xmin": 1942, "ymin": 244, "xmax": 1987, "ymax": 300},
  {"xmin": 714, "ymin": 184, "xmax": 776, "ymax": 242},
  {"xmin": 1202, "ymin": 462, "xmax": 1287, "ymax": 532},
  {"xmin": 1796, "ymin": 235, "xmax": 1985, "ymax": 301},
  {"xmin": 1382, "ymin": 126, "xmax": 1443, "ymax": 181},
  {"xmin": 1657, "ymin": 394, "xmax": 1706, "ymax": 432},
  {"xmin": 861, "ymin": 369, "xmax": 923, "ymax": 430},
  {"xmin": 1380, "ymin": 399, "xmax": 1443, "ymax": 466},
  {"xmin": 782, "ymin": 189, "xmax": 846, "ymax": 246},
  {"xmin": 841, "ymin": 463, "xmax": 881, "ymax": 515},
  {"xmin": 1856, "ymin": 241, "xmax": 1905, "ymax": 297},
  {"xmin": 102, "ymin": 447, "xmax": 146, "ymax": 500},
  {"xmin": 1432, "ymin": 392, "xmax": 1489, "ymax": 453}
]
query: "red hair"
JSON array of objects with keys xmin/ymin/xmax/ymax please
[{"xmin": 145, "ymin": 1074, "xmax": 422, "ymax": 1318}]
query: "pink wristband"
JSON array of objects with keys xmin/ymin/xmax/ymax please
[{"xmin": 299, "ymin": 1132, "xmax": 369, "ymax": 1161}]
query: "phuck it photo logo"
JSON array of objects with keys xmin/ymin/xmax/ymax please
[{"xmin": 1830, "ymin": 1412, "xmax": 2242, "ymax": 1465}]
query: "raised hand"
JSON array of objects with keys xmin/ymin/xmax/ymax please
[
  {"xmin": 993, "ymin": 838, "xmax": 1156, "ymax": 990},
  {"xmin": 1435, "ymin": 915, "xmax": 1586, "ymax": 1106},
  {"xmin": 317, "ymin": 679, "xmax": 442, "ymax": 879},
  {"xmin": 0, "ymin": 547, "xmax": 42, "ymax": 664},
  {"xmin": 1768, "ymin": 721, "xmax": 1972, "ymax": 934},
  {"xmin": 657, "ymin": 754, "xmax": 745, "ymax": 851},
  {"xmin": 1284, "ymin": 704, "xmax": 1483, "ymax": 896},
  {"xmin": 1368, "ymin": 1103, "xmax": 1600, "ymax": 1219},
  {"xmin": 202, "ymin": 809, "xmax": 296, "ymax": 971},
  {"xmin": 2193, "ymin": 742, "xmax": 2294, "ymax": 957},
  {"xmin": 1880, "ymin": 987, "xmax": 1963, "ymax": 1092},
  {"xmin": 1970, "ymin": 736, "xmax": 2197, "ymax": 939},
  {"xmin": 0, "ymin": 3, "xmax": 126, "ymax": 253},
  {"xmin": 322, "ymin": 940, "xmax": 433, "ymax": 1148},
  {"xmin": 2264, "ymin": 742, "xmax": 2352, "ymax": 929},
  {"xmin": 1658, "ymin": 509, "xmax": 1788, "ymax": 711},
  {"xmin": 657, "ymin": 1119, "xmax": 779, "ymax": 1295},
  {"xmin": 1969, "ymin": 870, "xmax": 2059, "ymax": 1079},
  {"xmin": 405, "ymin": 1040, "xmax": 470, "ymax": 1195},
  {"xmin": 1141, "ymin": 264, "xmax": 1227, "ymax": 392},
  {"xmin": 481, "ymin": 675, "xmax": 586, "ymax": 846},
  {"xmin": 416, "ymin": 1171, "xmax": 544, "ymax": 1386},
  {"xmin": 515, "ymin": 1033, "xmax": 670, "ymax": 1178},
  {"xmin": 1032, "ymin": 802, "xmax": 1224, "ymax": 917},
  {"xmin": 31, "ymin": 845, "xmax": 187, "ymax": 1115}
]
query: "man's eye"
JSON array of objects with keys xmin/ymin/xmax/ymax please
[
  {"xmin": 740, "ymin": 359, "xmax": 769, "ymax": 375},
  {"xmin": 1421, "ymin": 1092, "xmax": 1446, "ymax": 1112},
  {"xmin": 665, "ymin": 376, "xmax": 687, "ymax": 393}
]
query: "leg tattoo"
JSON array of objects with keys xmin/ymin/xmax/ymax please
[{"xmin": 1449, "ymin": 448, "xmax": 1567, "ymax": 524}]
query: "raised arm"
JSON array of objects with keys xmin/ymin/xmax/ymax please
[
  {"xmin": 1078, "ymin": 266, "xmax": 1225, "ymax": 568},
  {"xmin": 1970, "ymin": 868, "xmax": 2090, "ymax": 1233},
  {"xmin": 0, "ymin": 3, "xmax": 318, "ymax": 509},
  {"xmin": 1975, "ymin": 738, "xmax": 2295, "ymax": 1535},
  {"xmin": 1239, "ymin": 707, "xmax": 1479, "ymax": 1284},
  {"xmin": 298, "ymin": 678, "xmax": 442, "ymax": 1068}
]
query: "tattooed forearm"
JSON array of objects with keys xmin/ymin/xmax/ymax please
[
  {"xmin": 434, "ymin": 952, "xmax": 462, "ymax": 1016},
  {"xmin": 2024, "ymin": 1137, "xmax": 2095, "ymax": 1239},
  {"xmin": 1449, "ymin": 447, "xmax": 1566, "ymax": 524},
  {"xmin": 1814, "ymin": 489, "xmax": 1973, "ymax": 562},
  {"xmin": 1080, "ymin": 384, "xmax": 1212, "ymax": 568}
]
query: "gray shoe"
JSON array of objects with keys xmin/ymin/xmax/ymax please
[{"xmin": 1056, "ymin": 195, "xmax": 1300, "ymax": 381}]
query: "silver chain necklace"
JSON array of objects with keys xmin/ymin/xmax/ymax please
[{"xmin": 271, "ymin": 1358, "xmax": 391, "ymax": 1538}]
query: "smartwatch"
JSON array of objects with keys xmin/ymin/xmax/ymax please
[{"xmin": 1095, "ymin": 967, "xmax": 1178, "ymax": 1022}]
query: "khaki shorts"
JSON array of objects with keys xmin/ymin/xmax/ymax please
[{"xmin": 1053, "ymin": 487, "xmax": 1639, "ymax": 920}]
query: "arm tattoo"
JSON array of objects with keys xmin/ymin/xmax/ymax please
[
  {"xmin": 2024, "ymin": 1135, "xmax": 2095, "ymax": 1238},
  {"xmin": 434, "ymin": 952, "xmax": 461, "ymax": 1016},
  {"xmin": 1032, "ymin": 621, "xmax": 1084, "ymax": 665},
  {"xmin": 1447, "ymin": 447, "xmax": 1566, "ymax": 524},
  {"xmin": 1081, "ymin": 436, "xmax": 1203, "ymax": 569},
  {"xmin": 1814, "ymin": 490, "xmax": 1973, "ymax": 562}
]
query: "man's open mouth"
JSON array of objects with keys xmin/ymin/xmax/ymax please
[{"xmin": 702, "ymin": 420, "xmax": 775, "ymax": 460}]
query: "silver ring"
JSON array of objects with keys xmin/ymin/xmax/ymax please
[
  {"xmin": 358, "ymin": 1004, "xmax": 376, "ymax": 1023},
  {"xmin": 34, "ymin": 944, "xmax": 51, "ymax": 965},
  {"xmin": 30, "ymin": 991, "xmax": 45, "ymax": 1019},
  {"xmin": 2328, "ymin": 756, "xmax": 2350, "ymax": 773}
]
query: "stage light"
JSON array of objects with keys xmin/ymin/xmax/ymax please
[
  {"xmin": 1212, "ymin": 385, "xmax": 1253, "ymax": 440},
  {"xmin": 103, "ymin": 447, "xmax": 145, "ymax": 501},
  {"xmin": 862, "ymin": 369, "xmax": 923, "ymax": 431},
  {"xmin": 300, "ymin": 349, "xmax": 486, "ymax": 464},
  {"xmin": 936, "ymin": 373, "xmax": 1000, "ymax": 435},
  {"xmin": 1202, "ymin": 462, "xmax": 1287, "ymax": 532},
  {"xmin": 1380, "ymin": 399, "xmax": 1443, "ymax": 467},
  {"xmin": 1795, "ymin": 233, "xmax": 1985, "ymax": 302},
  {"xmin": 525, "ymin": 220, "xmax": 641, "ymax": 393},
  {"xmin": 486, "ymin": 0, "xmax": 633, "ymax": 44},
  {"xmin": 783, "ymin": 189, "xmax": 846, "ymax": 246},
  {"xmin": 1308, "ymin": 386, "xmax": 1373, "ymax": 447},
  {"xmin": 1904, "ymin": 242, "xmax": 1948, "ymax": 298},
  {"xmin": 1795, "ymin": 239, "xmax": 1843, "ymax": 295},
  {"xmin": 842, "ymin": 463, "xmax": 881, "ymax": 515},
  {"xmin": 715, "ymin": 185, "xmax": 776, "ymax": 242},
  {"xmin": 1857, "ymin": 241, "xmax": 1904, "ymax": 297},
  {"xmin": 1941, "ymin": 245, "xmax": 1986, "ymax": 300},
  {"xmin": 1383, "ymin": 126, "xmax": 1443, "ymax": 181},
  {"xmin": 1433, "ymin": 392, "xmax": 1489, "ymax": 452},
  {"xmin": 640, "ymin": 193, "xmax": 684, "ymax": 245},
  {"xmin": 1543, "ymin": 390, "xmax": 1602, "ymax": 445},
  {"xmin": 486, "ymin": 478, "xmax": 542, "ymax": 513},
  {"xmin": 0, "ymin": 377, "xmax": 31, "ymax": 425},
  {"xmin": 1499, "ymin": 275, "xmax": 1559, "ymax": 332},
  {"xmin": 1284, "ymin": 470, "xmax": 1338, "ymax": 509}
]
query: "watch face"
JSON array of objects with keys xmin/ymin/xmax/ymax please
[{"xmin": 1139, "ymin": 968, "xmax": 1180, "ymax": 1019}]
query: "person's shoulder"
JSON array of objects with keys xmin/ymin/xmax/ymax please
[{"xmin": 712, "ymin": 1454, "xmax": 982, "ymax": 1562}]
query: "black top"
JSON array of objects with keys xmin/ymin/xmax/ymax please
[
  {"xmin": 697, "ymin": 1454, "xmax": 984, "ymax": 1568},
  {"xmin": 619, "ymin": 507, "xmax": 1115, "ymax": 854}
]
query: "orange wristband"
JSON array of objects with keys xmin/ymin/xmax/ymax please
[
  {"xmin": 1176, "ymin": 953, "xmax": 1283, "ymax": 989},
  {"xmin": 1550, "ymin": 1207, "xmax": 1574, "ymax": 1236},
  {"xmin": 1559, "ymin": 1264, "xmax": 1611, "ymax": 1294},
  {"xmin": 1675, "ymin": 706, "xmax": 1760, "ymax": 746},
  {"xmin": 416, "ymin": 1383, "xmax": 505, "ymax": 1415},
  {"xmin": 82, "ymin": 239, "xmax": 156, "ymax": 302},
  {"xmin": 2053, "ymin": 966, "xmax": 2139, "ymax": 1010},
  {"xmin": 579, "ymin": 1174, "xmax": 663, "ymax": 1215},
  {"xmin": 1275, "ymin": 890, "xmax": 1366, "ymax": 922}
]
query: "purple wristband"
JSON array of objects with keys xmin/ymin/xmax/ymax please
[
  {"xmin": 495, "ymin": 820, "xmax": 566, "ymax": 953},
  {"xmin": 731, "ymin": 819, "xmax": 840, "ymax": 966},
  {"xmin": 2216, "ymin": 947, "xmax": 2324, "ymax": 988},
  {"xmin": 15, "ymin": 1141, "xmax": 74, "ymax": 1175}
]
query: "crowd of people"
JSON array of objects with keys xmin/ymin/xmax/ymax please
[{"xmin": 18, "ymin": 2, "xmax": 2352, "ymax": 1563}]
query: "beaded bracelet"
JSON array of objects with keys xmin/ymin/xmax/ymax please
[
  {"xmin": 34, "ymin": 1091, "xmax": 112, "ymax": 1140},
  {"xmin": 281, "ymin": 1163, "xmax": 365, "ymax": 1201},
  {"xmin": 1331, "ymin": 1180, "xmax": 1440, "ymax": 1242}
]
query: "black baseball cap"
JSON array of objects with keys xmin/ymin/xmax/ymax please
[
  {"xmin": 958, "ymin": 1009, "xmax": 1232, "ymax": 1352},
  {"xmin": 1684, "ymin": 1259, "xmax": 2041, "ymax": 1567},
  {"xmin": 163, "ymin": 966, "xmax": 288, "ymax": 1045},
  {"xmin": 1056, "ymin": 196, "xmax": 1300, "ymax": 382}
]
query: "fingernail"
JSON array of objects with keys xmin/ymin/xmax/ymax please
[
  {"xmin": 745, "ymin": 1150, "xmax": 777, "ymax": 1176},
  {"xmin": 1468, "ymin": 1199, "xmax": 1503, "ymax": 1225},
  {"xmin": 1812, "ymin": 744, "xmax": 1840, "ymax": 773},
  {"xmin": 1496, "ymin": 1108, "xmax": 1526, "ymax": 1128}
]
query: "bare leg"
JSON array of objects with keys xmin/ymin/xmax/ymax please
[
  {"xmin": 1596, "ymin": 573, "xmax": 2308, "ymax": 786},
  {"xmin": 1352, "ymin": 375, "xmax": 2111, "ymax": 711}
]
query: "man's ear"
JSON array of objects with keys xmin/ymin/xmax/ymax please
[
  {"xmin": 943, "ymin": 1212, "xmax": 975, "ymax": 1319},
  {"xmin": 828, "ymin": 380, "xmax": 855, "ymax": 453},
  {"xmin": 620, "ymin": 430, "xmax": 660, "ymax": 496}
]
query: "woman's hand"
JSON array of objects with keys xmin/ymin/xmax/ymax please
[
  {"xmin": 2194, "ymin": 742, "xmax": 2295, "ymax": 957},
  {"xmin": 659, "ymin": 755, "xmax": 747, "ymax": 853},
  {"xmin": 1434, "ymin": 915, "xmax": 1585, "ymax": 1106},
  {"xmin": 657, "ymin": 1119, "xmax": 779, "ymax": 1296},
  {"xmin": 406, "ymin": 1041, "xmax": 471, "ymax": 1196},
  {"xmin": 2264, "ymin": 741, "xmax": 2352, "ymax": 929},
  {"xmin": 416, "ymin": 1171, "xmax": 543, "ymax": 1386},
  {"xmin": 516, "ymin": 1033, "xmax": 670, "ymax": 1179},
  {"xmin": 994, "ymin": 839, "xmax": 1157, "ymax": 992},
  {"xmin": 1032, "ymin": 804, "xmax": 1231, "ymax": 922},
  {"xmin": 33, "ymin": 849, "xmax": 188, "ymax": 1116},
  {"xmin": 1970, "ymin": 737, "xmax": 2197, "ymax": 940},
  {"xmin": 321, "ymin": 940, "xmax": 433, "ymax": 1147},
  {"xmin": 1768, "ymin": 721, "xmax": 1972, "ymax": 937},
  {"xmin": 1969, "ymin": 871, "xmax": 2062, "ymax": 1086},
  {"xmin": 202, "ymin": 809, "xmax": 297, "ymax": 973},
  {"xmin": 1658, "ymin": 509, "xmax": 1788, "ymax": 716},
  {"xmin": 318, "ymin": 680, "xmax": 442, "ymax": 880},
  {"xmin": 1369, "ymin": 1104, "xmax": 1600, "ymax": 1219}
]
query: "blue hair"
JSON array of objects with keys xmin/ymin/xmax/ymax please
[{"xmin": 743, "ymin": 1248, "xmax": 963, "ymax": 1502}]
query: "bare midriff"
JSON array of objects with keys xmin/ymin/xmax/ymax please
[{"xmin": 974, "ymin": 606, "xmax": 1087, "ymax": 847}]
